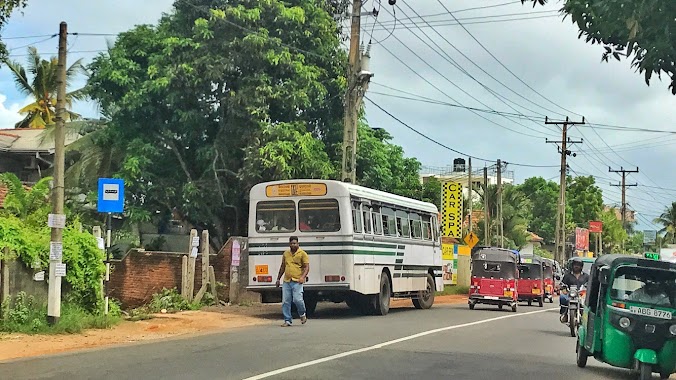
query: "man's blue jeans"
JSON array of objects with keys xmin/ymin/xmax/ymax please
[
  {"xmin": 282, "ymin": 281, "xmax": 306, "ymax": 323},
  {"xmin": 559, "ymin": 293, "xmax": 569, "ymax": 314}
]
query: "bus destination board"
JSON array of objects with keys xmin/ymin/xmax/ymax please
[{"xmin": 266, "ymin": 183, "xmax": 327, "ymax": 197}]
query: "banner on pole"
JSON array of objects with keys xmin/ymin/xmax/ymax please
[
  {"xmin": 441, "ymin": 182, "xmax": 463, "ymax": 238},
  {"xmin": 575, "ymin": 227, "xmax": 589, "ymax": 251},
  {"xmin": 589, "ymin": 221, "xmax": 603, "ymax": 233}
]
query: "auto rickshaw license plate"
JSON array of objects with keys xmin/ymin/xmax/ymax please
[
  {"xmin": 629, "ymin": 306, "xmax": 672, "ymax": 320},
  {"xmin": 532, "ymin": 289, "xmax": 541, "ymax": 294}
]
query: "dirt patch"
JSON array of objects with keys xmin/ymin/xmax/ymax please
[
  {"xmin": 0, "ymin": 295, "xmax": 468, "ymax": 362},
  {"xmin": 0, "ymin": 310, "xmax": 265, "ymax": 362}
]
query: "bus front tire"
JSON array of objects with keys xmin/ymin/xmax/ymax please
[
  {"xmin": 412, "ymin": 274, "xmax": 435, "ymax": 310},
  {"xmin": 374, "ymin": 272, "xmax": 391, "ymax": 316}
]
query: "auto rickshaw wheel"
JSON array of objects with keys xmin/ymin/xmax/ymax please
[
  {"xmin": 498, "ymin": 304, "xmax": 504, "ymax": 310},
  {"xmin": 575, "ymin": 338, "xmax": 588, "ymax": 368},
  {"xmin": 538, "ymin": 297, "xmax": 544, "ymax": 307},
  {"xmin": 659, "ymin": 372, "xmax": 670, "ymax": 379},
  {"xmin": 511, "ymin": 303, "xmax": 517, "ymax": 313},
  {"xmin": 469, "ymin": 302, "xmax": 475, "ymax": 310},
  {"xmin": 638, "ymin": 362, "xmax": 652, "ymax": 380},
  {"xmin": 527, "ymin": 299, "xmax": 532, "ymax": 306}
]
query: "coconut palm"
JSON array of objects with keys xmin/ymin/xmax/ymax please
[
  {"xmin": 0, "ymin": 172, "xmax": 52, "ymax": 224},
  {"xmin": 654, "ymin": 202, "xmax": 676, "ymax": 244},
  {"xmin": 3, "ymin": 46, "xmax": 86, "ymax": 129}
]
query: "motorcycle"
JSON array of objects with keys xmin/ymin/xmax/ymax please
[{"xmin": 560, "ymin": 284, "xmax": 586, "ymax": 337}]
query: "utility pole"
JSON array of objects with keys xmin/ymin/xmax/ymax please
[
  {"xmin": 340, "ymin": 0, "xmax": 374, "ymax": 183},
  {"xmin": 496, "ymin": 160, "xmax": 503, "ymax": 248},
  {"xmin": 610, "ymin": 166, "xmax": 639, "ymax": 253},
  {"xmin": 468, "ymin": 157, "xmax": 473, "ymax": 233},
  {"xmin": 483, "ymin": 167, "xmax": 490, "ymax": 245},
  {"xmin": 47, "ymin": 22, "xmax": 68, "ymax": 325},
  {"xmin": 546, "ymin": 117, "xmax": 585, "ymax": 264}
]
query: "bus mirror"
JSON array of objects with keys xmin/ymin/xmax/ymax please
[{"xmin": 599, "ymin": 267, "xmax": 609, "ymax": 285}]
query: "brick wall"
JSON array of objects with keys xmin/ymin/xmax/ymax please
[{"xmin": 108, "ymin": 236, "xmax": 256, "ymax": 309}]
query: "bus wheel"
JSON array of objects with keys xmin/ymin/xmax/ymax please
[
  {"xmin": 304, "ymin": 294, "xmax": 318, "ymax": 317},
  {"xmin": 375, "ymin": 272, "xmax": 391, "ymax": 316},
  {"xmin": 412, "ymin": 274, "xmax": 435, "ymax": 310}
]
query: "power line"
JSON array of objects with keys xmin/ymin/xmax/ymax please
[
  {"xmin": 365, "ymin": 96, "xmax": 559, "ymax": 168},
  {"xmin": 370, "ymin": 14, "xmax": 559, "ymax": 31}
]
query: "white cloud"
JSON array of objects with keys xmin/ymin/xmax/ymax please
[{"xmin": 0, "ymin": 94, "xmax": 29, "ymax": 130}]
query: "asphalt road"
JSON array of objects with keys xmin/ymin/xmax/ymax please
[{"xmin": 0, "ymin": 301, "xmax": 658, "ymax": 380}]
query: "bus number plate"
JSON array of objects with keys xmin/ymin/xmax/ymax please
[
  {"xmin": 629, "ymin": 306, "xmax": 672, "ymax": 320},
  {"xmin": 255, "ymin": 265, "xmax": 269, "ymax": 275}
]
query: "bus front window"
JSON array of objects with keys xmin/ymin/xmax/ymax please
[
  {"xmin": 255, "ymin": 200, "xmax": 296, "ymax": 233},
  {"xmin": 299, "ymin": 199, "xmax": 341, "ymax": 232}
]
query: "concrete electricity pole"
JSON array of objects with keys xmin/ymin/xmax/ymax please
[
  {"xmin": 340, "ymin": 0, "xmax": 374, "ymax": 183},
  {"xmin": 610, "ymin": 166, "xmax": 638, "ymax": 252},
  {"xmin": 545, "ymin": 117, "xmax": 584, "ymax": 263},
  {"xmin": 483, "ymin": 166, "xmax": 490, "ymax": 245},
  {"xmin": 496, "ymin": 160, "xmax": 503, "ymax": 248},
  {"xmin": 468, "ymin": 157, "xmax": 472, "ymax": 233},
  {"xmin": 47, "ymin": 22, "xmax": 68, "ymax": 325}
]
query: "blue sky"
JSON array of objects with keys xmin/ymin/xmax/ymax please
[{"xmin": 0, "ymin": 0, "xmax": 673, "ymax": 233}]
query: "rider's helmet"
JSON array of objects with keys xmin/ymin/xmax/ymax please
[{"xmin": 570, "ymin": 257, "xmax": 584, "ymax": 271}]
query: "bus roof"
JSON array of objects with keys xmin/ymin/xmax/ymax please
[{"xmin": 250, "ymin": 179, "xmax": 439, "ymax": 214}]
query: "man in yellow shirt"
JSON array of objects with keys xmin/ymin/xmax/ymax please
[{"xmin": 275, "ymin": 236, "xmax": 310, "ymax": 327}]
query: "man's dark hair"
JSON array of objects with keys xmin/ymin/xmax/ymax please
[{"xmin": 289, "ymin": 236, "xmax": 299, "ymax": 243}]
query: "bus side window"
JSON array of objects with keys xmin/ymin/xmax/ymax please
[
  {"xmin": 363, "ymin": 206, "xmax": 373, "ymax": 234},
  {"xmin": 352, "ymin": 201, "xmax": 363, "ymax": 233},
  {"xmin": 422, "ymin": 215, "xmax": 432, "ymax": 240},
  {"xmin": 432, "ymin": 215, "xmax": 440, "ymax": 240},
  {"xmin": 382, "ymin": 207, "xmax": 396, "ymax": 236},
  {"xmin": 409, "ymin": 212, "xmax": 422, "ymax": 239},
  {"xmin": 372, "ymin": 206, "xmax": 383, "ymax": 235},
  {"xmin": 396, "ymin": 210, "xmax": 410, "ymax": 238}
]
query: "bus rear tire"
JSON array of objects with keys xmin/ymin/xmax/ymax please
[
  {"xmin": 304, "ymin": 294, "xmax": 318, "ymax": 317},
  {"xmin": 374, "ymin": 272, "xmax": 391, "ymax": 316},
  {"xmin": 412, "ymin": 274, "xmax": 435, "ymax": 310}
]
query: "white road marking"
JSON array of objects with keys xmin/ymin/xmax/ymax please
[{"xmin": 242, "ymin": 308, "xmax": 555, "ymax": 379}]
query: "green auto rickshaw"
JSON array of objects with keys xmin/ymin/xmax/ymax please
[{"xmin": 576, "ymin": 254, "xmax": 676, "ymax": 380}]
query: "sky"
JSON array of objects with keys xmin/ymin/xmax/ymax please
[{"xmin": 0, "ymin": 0, "xmax": 673, "ymax": 233}]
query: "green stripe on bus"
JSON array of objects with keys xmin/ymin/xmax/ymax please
[{"xmin": 249, "ymin": 249, "xmax": 397, "ymax": 256}]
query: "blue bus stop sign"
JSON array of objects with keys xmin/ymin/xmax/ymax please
[{"xmin": 97, "ymin": 178, "xmax": 125, "ymax": 213}]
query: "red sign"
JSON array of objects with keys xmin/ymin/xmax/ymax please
[
  {"xmin": 589, "ymin": 221, "xmax": 603, "ymax": 233},
  {"xmin": 575, "ymin": 227, "xmax": 590, "ymax": 251}
]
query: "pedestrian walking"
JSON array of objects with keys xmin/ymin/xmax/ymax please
[{"xmin": 275, "ymin": 236, "xmax": 310, "ymax": 327}]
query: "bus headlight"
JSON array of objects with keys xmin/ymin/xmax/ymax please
[
  {"xmin": 670, "ymin": 325, "xmax": 676, "ymax": 336},
  {"xmin": 619, "ymin": 317, "xmax": 631, "ymax": 329}
]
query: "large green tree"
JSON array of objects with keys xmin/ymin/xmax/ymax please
[
  {"xmin": 84, "ymin": 0, "xmax": 424, "ymax": 245},
  {"xmin": 523, "ymin": 0, "xmax": 676, "ymax": 94},
  {"xmin": 654, "ymin": 202, "xmax": 676, "ymax": 244},
  {"xmin": 566, "ymin": 175, "xmax": 603, "ymax": 229},
  {"xmin": 518, "ymin": 177, "xmax": 559, "ymax": 243},
  {"xmin": 600, "ymin": 207, "xmax": 628, "ymax": 254}
]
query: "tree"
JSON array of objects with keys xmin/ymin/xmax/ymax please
[
  {"xmin": 501, "ymin": 185, "xmax": 533, "ymax": 249},
  {"xmin": 0, "ymin": 1, "xmax": 27, "ymax": 61},
  {"xmin": 3, "ymin": 47, "xmax": 86, "ymax": 128},
  {"xmin": 600, "ymin": 208, "xmax": 628, "ymax": 254},
  {"xmin": 654, "ymin": 202, "xmax": 676, "ymax": 244},
  {"xmin": 566, "ymin": 175, "xmax": 603, "ymax": 229},
  {"xmin": 523, "ymin": 0, "xmax": 676, "ymax": 94},
  {"xmin": 517, "ymin": 177, "xmax": 559, "ymax": 243},
  {"xmin": 420, "ymin": 176, "xmax": 441, "ymax": 210}
]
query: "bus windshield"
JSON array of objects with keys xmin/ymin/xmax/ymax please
[{"xmin": 610, "ymin": 267, "xmax": 675, "ymax": 307}]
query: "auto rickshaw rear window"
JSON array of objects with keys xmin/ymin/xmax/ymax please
[{"xmin": 484, "ymin": 262, "xmax": 501, "ymax": 272}]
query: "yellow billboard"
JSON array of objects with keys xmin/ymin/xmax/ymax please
[{"xmin": 441, "ymin": 181, "xmax": 463, "ymax": 238}]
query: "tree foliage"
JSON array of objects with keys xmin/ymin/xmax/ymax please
[
  {"xmin": 600, "ymin": 208, "xmax": 628, "ymax": 254},
  {"xmin": 654, "ymin": 201, "xmax": 676, "ymax": 244},
  {"xmin": 523, "ymin": 0, "xmax": 676, "ymax": 94},
  {"xmin": 0, "ymin": 0, "xmax": 27, "ymax": 61},
  {"xmin": 518, "ymin": 177, "xmax": 559, "ymax": 243},
  {"xmin": 566, "ymin": 175, "xmax": 603, "ymax": 229},
  {"xmin": 3, "ymin": 47, "xmax": 86, "ymax": 128},
  {"xmin": 0, "ymin": 172, "xmax": 52, "ymax": 227}
]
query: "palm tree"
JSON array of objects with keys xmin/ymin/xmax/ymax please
[
  {"xmin": 654, "ymin": 202, "xmax": 676, "ymax": 244},
  {"xmin": 3, "ymin": 46, "xmax": 86, "ymax": 129}
]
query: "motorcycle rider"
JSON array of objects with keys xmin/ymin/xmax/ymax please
[{"xmin": 559, "ymin": 257, "xmax": 590, "ymax": 322}]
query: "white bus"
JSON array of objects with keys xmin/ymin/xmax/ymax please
[{"xmin": 246, "ymin": 179, "xmax": 443, "ymax": 316}]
